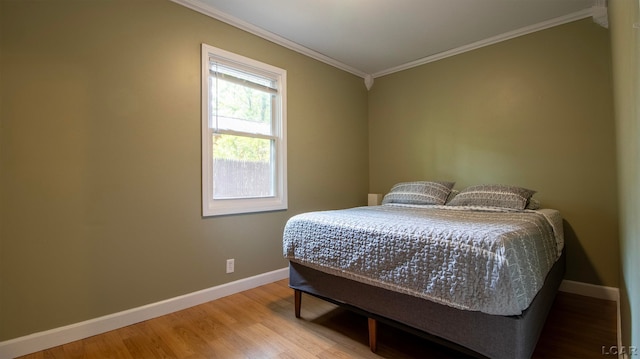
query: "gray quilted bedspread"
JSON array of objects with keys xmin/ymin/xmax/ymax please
[{"xmin": 283, "ymin": 204, "xmax": 564, "ymax": 315}]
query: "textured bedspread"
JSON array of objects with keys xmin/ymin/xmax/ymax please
[{"xmin": 283, "ymin": 204, "xmax": 564, "ymax": 316}]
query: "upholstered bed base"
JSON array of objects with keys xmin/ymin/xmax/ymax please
[{"xmin": 289, "ymin": 249, "xmax": 565, "ymax": 359}]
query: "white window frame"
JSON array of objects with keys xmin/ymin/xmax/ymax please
[{"xmin": 201, "ymin": 44, "xmax": 287, "ymax": 217}]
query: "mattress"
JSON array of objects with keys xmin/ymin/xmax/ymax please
[{"xmin": 283, "ymin": 204, "xmax": 564, "ymax": 316}]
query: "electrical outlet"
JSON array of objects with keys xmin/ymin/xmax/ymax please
[{"xmin": 226, "ymin": 259, "xmax": 234, "ymax": 273}]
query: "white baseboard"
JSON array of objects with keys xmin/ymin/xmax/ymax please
[
  {"xmin": 559, "ymin": 279, "xmax": 622, "ymax": 357},
  {"xmin": 559, "ymin": 279, "xmax": 620, "ymax": 301},
  {"xmin": 0, "ymin": 267, "xmax": 289, "ymax": 359},
  {"xmin": 0, "ymin": 275, "xmax": 620, "ymax": 359},
  {"xmin": 618, "ymin": 300, "xmax": 625, "ymax": 359}
]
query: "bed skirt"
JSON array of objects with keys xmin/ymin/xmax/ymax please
[{"xmin": 289, "ymin": 249, "xmax": 565, "ymax": 359}]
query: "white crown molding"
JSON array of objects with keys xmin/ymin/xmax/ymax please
[
  {"xmin": 171, "ymin": 0, "xmax": 368, "ymax": 78},
  {"xmin": 372, "ymin": 8, "xmax": 594, "ymax": 78},
  {"xmin": 172, "ymin": 1, "xmax": 595, "ymax": 87},
  {"xmin": 0, "ymin": 268, "xmax": 289, "ymax": 359},
  {"xmin": 592, "ymin": 1, "xmax": 609, "ymax": 28}
]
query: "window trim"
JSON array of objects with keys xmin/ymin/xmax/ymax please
[{"xmin": 201, "ymin": 44, "xmax": 287, "ymax": 217}]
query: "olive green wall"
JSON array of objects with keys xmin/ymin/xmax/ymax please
[
  {"xmin": 0, "ymin": 0, "xmax": 629, "ymax": 346},
  {"xmin": 0, "ymin": 0, "xmax": 368, "ymax": 340},
  {"xmin": 610, "ymin": 0, "xmax": 640, "ymax": 350},
  {"xmin": 369, "ymin": 19, "xmax": 619, "ymax": 287}
]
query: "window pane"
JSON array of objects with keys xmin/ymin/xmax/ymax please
[
  {"xmin": 212, "ymin": 134, "xmax": 274, "ymax": 199},
  {"xmin": 210, "ymin": 75, "xmax": 273, "ymax": 136},
  {"xmin": 202, "ymin": 44, "xmax": 286, "ymax": 217}
]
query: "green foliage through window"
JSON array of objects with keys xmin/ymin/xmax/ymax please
[{"xmin": 212, "ymin": 134, "xmax": 271, "ymax": 162}]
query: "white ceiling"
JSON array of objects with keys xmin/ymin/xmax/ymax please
[{"xmin": 175, "ymin": 0, "xmax": 598, "ymax": 78}]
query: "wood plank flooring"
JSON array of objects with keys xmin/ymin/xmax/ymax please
[{"xmin": 17, "ymin": 279, "xmax": 617, "ymax": 359}]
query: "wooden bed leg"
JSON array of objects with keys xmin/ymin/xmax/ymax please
[
  {"xmin": 294, "ymin": 289, "xmax": 301, "ymax": 318},
  {"xmin": 368, "ymin": 317, "xmax": 378, "ymax": 352}
]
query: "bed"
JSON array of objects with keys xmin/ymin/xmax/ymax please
[{"xmin": 283, "ymin": 182, "xmax": 565, "ymax": 359}]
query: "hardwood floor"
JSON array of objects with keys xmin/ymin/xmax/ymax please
[{"xmin": 18, "ymin": 279, "xmax": 617, "ymax": 359}]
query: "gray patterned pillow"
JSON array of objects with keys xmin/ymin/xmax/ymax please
[
  {"xmin": 526, "ymin": 197, "xmax": 541, "ymax": 210},
  {"xmin": 382, "ymin": 181, "xmax": 455, "ymax": 205},
  {"xmin": 445, "ymin": 189, "xmax": 460, "ymax": 204},
  {"xmin": 446, "ymin": 184, "xmax": 536, "ymax": 210}
]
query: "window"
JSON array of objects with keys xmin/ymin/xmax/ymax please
[{"xmin": 201, "ymin": 44, "xmax": 287, "ymax": 216}]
